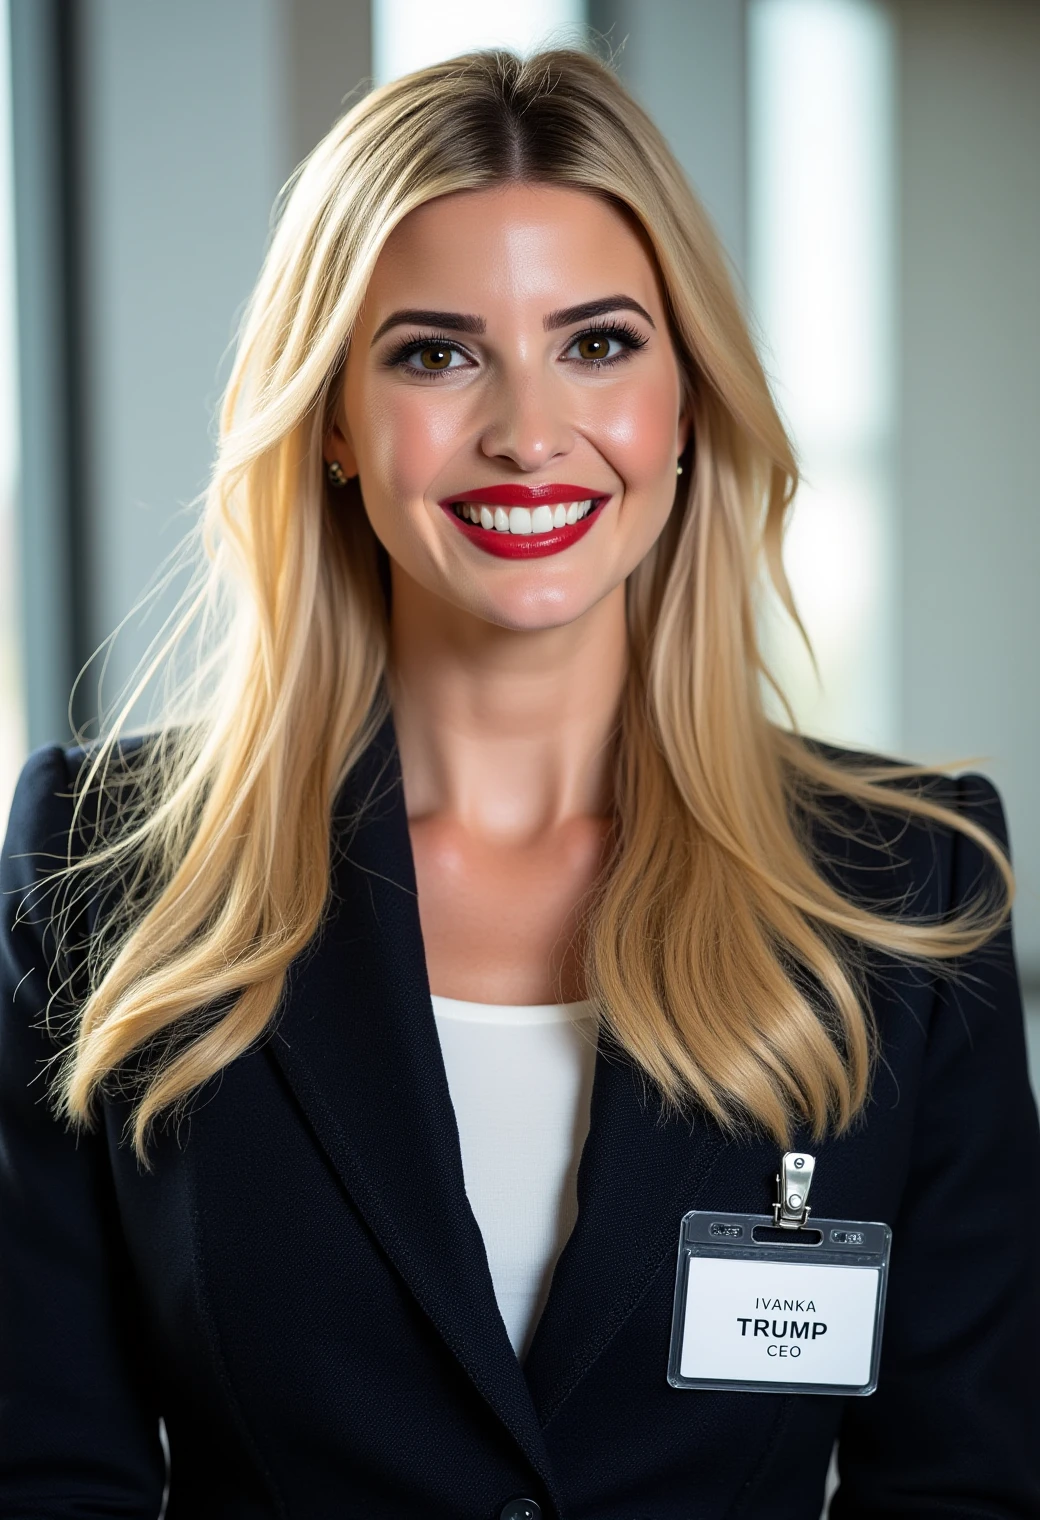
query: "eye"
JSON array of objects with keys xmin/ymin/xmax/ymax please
[
  {"xmin": 564, "ymin": 322, "xmax": 647, "ymax": 368},
  {"xmin": 387, "ymin": 338, "xmax": 468, "ymax": 376},
  {"xmin": 407, "ymin": 345, "xmax": 462, "ymax": 373},
  {"xmin": 575, "ymin": 333, "xmax": 619, "ymax": 362}
]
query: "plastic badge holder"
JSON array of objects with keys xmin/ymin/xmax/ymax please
[{"xmin": 667, "ymin": 1154, "xmax": 892, "ymax": 1397}]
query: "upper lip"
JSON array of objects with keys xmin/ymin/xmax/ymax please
[{"xmin": 441, "ymin": 483, "xmax": 607, "ymax": 507}]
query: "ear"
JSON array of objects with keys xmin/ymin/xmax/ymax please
[{"xmin": 323, "ymin": 417, "xmax": 359, "ymax": 481}]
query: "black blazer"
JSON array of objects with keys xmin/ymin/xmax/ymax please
[{"xmin": 2, "ymin": 710, "xmax": 1039, "ymax": 1519}]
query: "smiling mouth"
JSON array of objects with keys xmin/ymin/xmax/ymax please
[{"xmin": 448, "ymin": 497, "xmax": 603, "ymax": 535}]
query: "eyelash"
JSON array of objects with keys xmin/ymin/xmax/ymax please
[{"xmin": 384, "ymin": 320, "xmax": 649, "ymax": 378}]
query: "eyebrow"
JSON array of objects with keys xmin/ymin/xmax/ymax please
[
  {"xmin": 369, "ymin": 294, "xmax": 655, "ymax": 347},
  {"xmin": 543, "ymin": 295, "xmax": 656, "ymax": 331},
  {"xmin": 370, "ymin": 309, "xmax": 486, "ymax": 345}
]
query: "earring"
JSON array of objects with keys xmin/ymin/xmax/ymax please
[
  {"xmin": 326, "ymin": 460, "xmax": 348, "ymax": 488},
  {"xmin": 676, "ymin": 460, "xmax": 684, "ymax": 476}
]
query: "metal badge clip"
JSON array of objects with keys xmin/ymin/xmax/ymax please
[{"xmin": 774, "ymin": 1151, "xmax": 815, "ymax": 1229}]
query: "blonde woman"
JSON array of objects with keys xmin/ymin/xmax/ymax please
[{"xmin": 1, "ymin": 48, "xmax": 1037, "ymax": 1520}]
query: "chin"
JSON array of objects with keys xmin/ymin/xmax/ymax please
[{"xmin": 466, "ymin": 584, "xmax": 606, "ymax": 633}]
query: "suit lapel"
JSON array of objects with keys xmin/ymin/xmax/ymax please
[
  {"xmin": 267, "ymin": 707, "xmax": 559, "ymax": 1496},
  {"xmin": 520, "ymin": 1048, "xmax": 768, "ymax": 1425},
  {"xmin": 266, "ymin": 704, "xmax": 777, "ymax": 1466}
]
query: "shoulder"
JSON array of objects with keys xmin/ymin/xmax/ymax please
[
  {"xmin": 797, "ymin": 736, "xmax": 1007, "ymax": 831},
  {"xmin": 2, "ymin": 737, "xmax": 158, "ymax": 1024},
  {"xmin": 2, "ymin": 737, "xmax": 155, "ymax": 901},
  {"xmin": 787, "ymin": 734, "xmax": 1010, "ymax": 919},
  {"xmin": 2, "ymin": 746, "xmax": 78, "ymax": 888}
]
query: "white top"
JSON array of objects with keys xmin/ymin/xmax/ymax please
[{"xmin": 430, "ymin": 993, "xmax": 599, "ymax": 1361}]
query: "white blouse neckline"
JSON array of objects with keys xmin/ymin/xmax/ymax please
[{"xmin": 429, "ymin": 992, "xmax": 597, "ymax": 1025}]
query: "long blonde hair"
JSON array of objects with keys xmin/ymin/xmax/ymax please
[{"xmin": 50, "ymin": 47, "xmax": 1010, "ymax": 1164}]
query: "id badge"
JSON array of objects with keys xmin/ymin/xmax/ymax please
[{"xmin": 667, "ymin": 1153, "xmax": 891, "ymax": 1397}]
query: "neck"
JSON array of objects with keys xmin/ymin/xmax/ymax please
[{"xmin": 387, "ymin": 567, "xmax": 627, "ymax": 840}]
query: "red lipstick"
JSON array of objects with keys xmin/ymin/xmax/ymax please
[
  {"xmin": 438, "ymin": 483, "xmax": 610, "ymax": 559},
  {"xmin": 447, "ymin": 483, "xmax": 597, "ymax": 506}
]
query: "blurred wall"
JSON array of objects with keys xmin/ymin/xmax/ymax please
[
  {"xmin": 896, "ymin": 0, "xmax": 1040, "ymax": 976},
  {"xmin": 77, "ymin": 0, "xmax": 286, "ymax": 709},
  {"xmin": 76, "ymin": 0, "xmax": 371, "ymax": 711},
  {"xmin": 591, "ymin": 0, "xmax": 746, "ymax": 273},
  {"xmin": 286, "ymin": 0, "xmax": 373, "ymax": 168}
]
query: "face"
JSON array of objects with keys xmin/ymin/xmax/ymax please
[{"xmin": 327, "ymin": 183, "xmax": 689, "ymax": 632}]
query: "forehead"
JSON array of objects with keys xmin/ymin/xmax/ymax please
[{"xmin": 361, "ymin": 183, "xmax": 664, "ymax": 318}]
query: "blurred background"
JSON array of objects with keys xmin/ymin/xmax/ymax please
[{"xmin": 0, "ymin": 0, "xmax": 1037, "ymax": 1086}]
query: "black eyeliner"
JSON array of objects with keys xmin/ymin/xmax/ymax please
[
  {"xmin": 381, "ymin": 331, "xmax": 470, "ymax": 368},
  {"xmin": 563, "ymin": 319, "xmax": 649, "ymax": 366},
  {"xmin": 383, "ymin": 318, "xmax": 649, "ymax": 376}
]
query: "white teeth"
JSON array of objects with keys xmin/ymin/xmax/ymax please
[{"xmin": 452, "ymin": 498, "xmax": 600, "ymax": 534}]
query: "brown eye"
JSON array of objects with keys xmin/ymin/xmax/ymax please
[
  {"xmin": 419, "ymin": 345, "xmax": 453, "ymax": 370},
  {"xmin": 576, "ymin": 333, "xmax": 612, "ymax": 362}
]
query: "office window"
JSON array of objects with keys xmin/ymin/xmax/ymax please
[
  {"xmin": 374, "ymin": 0, "xmax": 585, "ymax": 84},
  {"xmin": 749, "ymin": 0, "xmax": 897, "ymax": 752}
]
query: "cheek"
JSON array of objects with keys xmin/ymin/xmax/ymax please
[
  {"xmin": 590, "ymin": 365, "xmax": 682, "ymax": 484},
  {"xmin": 355, "ymin": 383, "xmax": 466, "ymax": 506}
]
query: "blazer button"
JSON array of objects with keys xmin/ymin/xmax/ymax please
[{"xmin": 499, "ymin": 1501, "xmax": 542, "ymax": 1520}]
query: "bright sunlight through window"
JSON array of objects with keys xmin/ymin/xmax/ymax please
[
  {"xmin": 750, "ymin": 0, "xmax": 897, "ymax": 753},
  {"xmin": 374, "ymin": 0, "xmax": 585, "ymax": 85}
]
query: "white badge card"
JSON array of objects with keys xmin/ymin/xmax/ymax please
[{"xmin": 667, "ymin": 1209, "xmax": 891, "ymax": 1396}]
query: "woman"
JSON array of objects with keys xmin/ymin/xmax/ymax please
[{"xmin": 1, "ymin": 46, "xmax": 1037, "ymax": 1519}]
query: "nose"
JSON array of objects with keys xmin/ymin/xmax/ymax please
[{"xmin": 477, "ymin": 368, "xmax": 574, "ymax": 473}]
